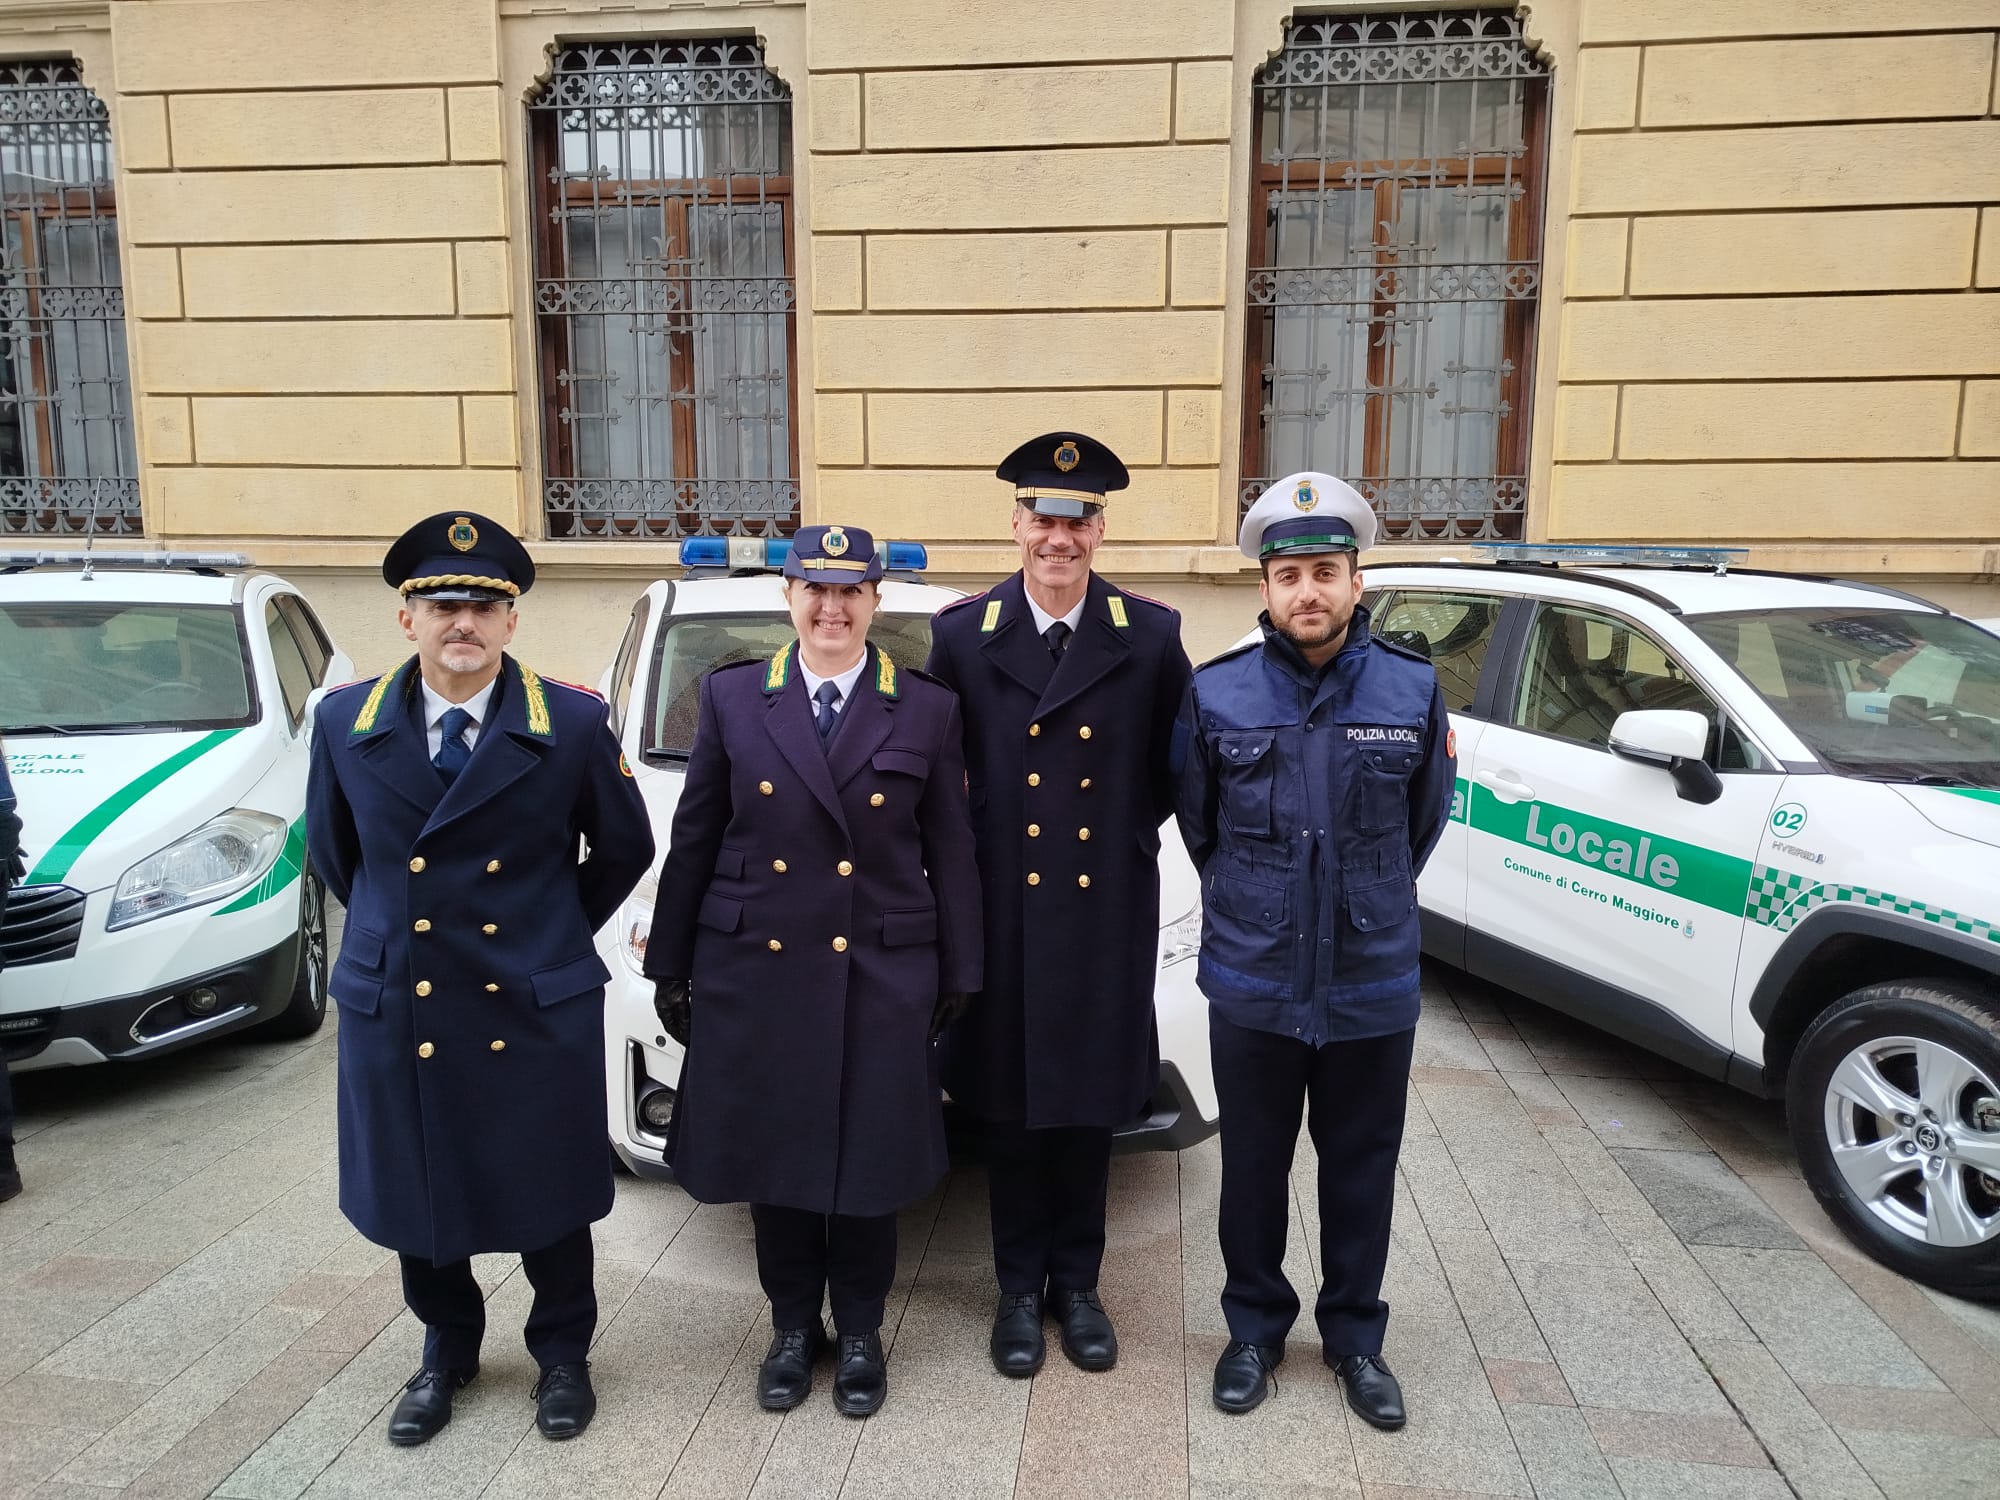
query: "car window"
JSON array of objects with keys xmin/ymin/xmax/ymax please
[
  {"xmin": 0, "ymin": 602, "xmax": 255, "ymax": 733},
  {"xmin": 274, "ymin": 594, "xmax": 332, "ymax": 685},
  {"xmin": 607, "ymin": 595, "xmax": 651, "ymax": 738},
  {"xmin": 1686, "ymin": 607, "xmax": 2000, "ymax": 786},
  {"xmin": 645, "ymin": 611, "xmax": 937, "ymax": 758},
  {"xmin": 1513, "ymin": 602, "xmax": 1759, "ymax": 769},
  {"xmin": 263, "ymin": 601, "xmax": 314, "ymax": 730},
  {"xmin": 1368, "ymin": 588, "xmax": 1503, "ymax": 715}
]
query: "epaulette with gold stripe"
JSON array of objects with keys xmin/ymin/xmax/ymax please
[
  {"xmin": 350, "ymin": 657, "xmax": 413, "ymax": 735},
  {"xmin": 763, "ymin": 645, "xmax": 791, "ymax": 694},
  {"xmin": 874, "ymin": 646, "xmax": 899, "ymax": 700},
  {"xmin": 1107, "ymin": 596, "xmax": 1129, "ymax": 629},
  {"xmin": 517, "ymin": 663, "xmax": 553, "ymax": 737}
]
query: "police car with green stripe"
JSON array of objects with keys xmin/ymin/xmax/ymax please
[
  {"xmin": 1, "ymin": 553, "xmax": 350, "ymax": 1068},
  {"xmin": 1360, "ymin": 544, "xmax": 2000, "ymax": 1296}
]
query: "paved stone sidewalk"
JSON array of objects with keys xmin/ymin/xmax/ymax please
[{"xmin": 6, "ymin": 952, "xmax": 2000, "ymax": 1499}]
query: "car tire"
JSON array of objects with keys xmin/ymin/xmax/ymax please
[
  {"xmin": 1788, "ymin": 979, "xmax": 2000, "ymax": 1300},
  {"xmin": 259, "ymin": 865, "xmax": 330, "ymax": 1040}
]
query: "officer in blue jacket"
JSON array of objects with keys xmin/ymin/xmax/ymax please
[
  {"xmin": 306, "ymin": 512, "xmax": 652, "ymax": 1447},
  {"xmin": 1175, "ymin": 474, "xmax": 1453, "ymax": 1428},
  {"xmin": 646, "ymin": 525, "xmax": 982, "ymax": 1419}
]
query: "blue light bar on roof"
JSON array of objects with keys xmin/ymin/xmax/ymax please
[
  {"xmin": 677, "ymin": 538, "xmax": 928, "ymax": 572},
  {"xmin": 1473, "ymin": 542, "xmax": 1749, "ymax": 575}
]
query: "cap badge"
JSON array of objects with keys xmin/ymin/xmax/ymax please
[
  {"xmin": 1293, "ymin": 480, "xmax": 1317, "ymax": 511},
  {"xmin": 1054, "ymin": 440, "xmax": 1080, "ymax": 473},
  {"xmin": 448, "ymin": 516, "xmax": 478, "ymax": 552},
  {"xmin": 824, "ymin": 525, "xmax": 849, "ymax": 557}
]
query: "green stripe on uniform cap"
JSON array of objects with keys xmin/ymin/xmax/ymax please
[{"xmin": 1260, "ymin": 531, "xmax": 1356, "ymax": 556}]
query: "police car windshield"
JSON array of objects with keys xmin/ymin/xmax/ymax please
[
  {"xmin": 0, "ymin": 602, "xmax": 255, "ymax": 734},
  {"xmin": 1685, "ymin": 608, "xmax": 2000, "ymax": 788},
  {"xmin": 644, "ymin": 611, "xmax": 937, "ymax": 759}
]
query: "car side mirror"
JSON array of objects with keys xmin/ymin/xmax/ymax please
[
  {"xmin": 1609, "ymin": 709, "xmax": 1722, "ymax": 806},
  {"xmin": 301, "ymin": 684, "xmax": 327, "ymax": 744}
]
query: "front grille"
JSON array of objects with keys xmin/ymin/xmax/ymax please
[{"xmin": 2, "ymin": 883, "xmax": 87, "ymax": 965}]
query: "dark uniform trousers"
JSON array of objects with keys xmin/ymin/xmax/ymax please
[
  {"xmin": 1210, "ymin": 1014, "xmax": 1416, "ymax": 1354},
  {"xmin": 751, "ymin": 1204, "xmax": 898, "ymax": 1334},
  {"xmin": 399, "ymin": 1225, "xmax": 596, "ymax": 1373},
  {"xmin": 986, "ymin": 1123, "xmax": 1115, "ymax": 1296}
]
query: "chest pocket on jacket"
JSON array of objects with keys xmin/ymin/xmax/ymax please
[
  {"xmin": 1217, "ymin": 731, "xmax": 1276, "ymax": 838},
  {"xmin": 1353, "ymin": 743, "xmax": 1420, "ymax": 834},
  {"xmin": 872, "ymin": 748, "xmax": 927, "ymax": 780}
]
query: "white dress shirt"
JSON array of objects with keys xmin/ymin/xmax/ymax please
[
  {"xmin": 1024, "ymin": 589, "xmax": 1087, "ymax": 639},
  {"xmin": 797, "ymin": 650, "xmax": 869, "ymax": 727},
  {"xmin": 421, "ymin": 677, "xmax": 498, "ymax": 759}
]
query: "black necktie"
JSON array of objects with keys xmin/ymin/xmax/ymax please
[
  {"xmin": 1044, "ymin": 621, "xmax": 1072, "ymax": 660},
  {"xmin": 434, "ymin": 707, "xmax": 473, "ymax": 786},
  {"xmin": 813, "ymin": 680, "xmax": 841, "ymax": 746}
]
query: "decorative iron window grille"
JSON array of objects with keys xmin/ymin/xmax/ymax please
[
  {"xmin": 0, "ymin": 59, "xmax": 138, "ymax": 538},
  {"xmin": 529, "ymin": 37, "xmax": 799, "ymax": 540},
  {"xmin": 1242, "ymin": 11, "xmax": 1547, "ymax": 540}
]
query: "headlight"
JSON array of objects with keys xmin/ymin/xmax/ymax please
[
  {"xmin": 1159, "ymin": 903, "xmax": 1202, "ymax": 968},
  {"xmin": 107, "ymin": 810, "xmax": 289, "ymax": 931},
  {"xmin": 621, "ymin": 873, "xmax": 657, "ymax": 974}
]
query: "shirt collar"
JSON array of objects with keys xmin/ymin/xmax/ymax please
[
  {"xmin": 422, "ymin": 676, "xmax": 498, "ymax": 731},
  {"xmin": 1023, "ymin": 587, "xmax": 1087, "ymax": 637},
  {"xmin": 796, "ymin": 646, "xmax": 870, "ymax": 706}
]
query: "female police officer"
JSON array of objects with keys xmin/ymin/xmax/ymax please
[{"xmin": 646, "ymin": 525, "xmax": 981, "ymax": 1417}]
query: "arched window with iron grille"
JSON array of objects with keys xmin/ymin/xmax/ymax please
[
  {"xmin": 529, "ymin": 37, "xmax": 799, "ymax": 540},
  {"xmin": 1242, "ymin": 10, "xmax": 1548, "ymax": 541},
  {"xmin": 0, "ymin": 59, "xmax": 138, "ymax": 539}
]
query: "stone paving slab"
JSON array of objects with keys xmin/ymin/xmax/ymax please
[{"xmin": 6, "ymin": 959, "xmax": 2000, "ymax": 1498}]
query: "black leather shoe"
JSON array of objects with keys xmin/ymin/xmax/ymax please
[
  {"xmin": 1049, "ymin": 1289, "xmax": 1117, "ymax": 1371},
  {"xmin": 757, "ymin": 1324, "xmax": 829, "ymax": 1411},
  {"xmin": 831, "ymin": 1332, "xmax": 887, "ymax": 1417},
  {"xmin": 1212, "ymin": 1340, "xmax": 1282, "ymax": 1413},
  {"xmin": 1331, "ymin": 1353, "xmax": 1406, "ymax": 1430},
  {"xmin": 387, "ymin": 1365, "xmax": 474, "ymax": 1446},
  {"xmin": 531, "ymin": 1361, "xmax": 596, "ymax": 1440},
  {"xmin": 990, "ymin": 1292, "xmax": 1045, "ymax": 1378}
]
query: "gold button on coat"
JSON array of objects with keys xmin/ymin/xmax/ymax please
[
  {"xmin": 759, "ymin": 780, "xmax": 774, "ymax": 796},
  {"xmin": 1027, "ymin": 824, "xmax": 1040, "ymax": 837},
  {"xmin": 409, "ymin": 857, "xmax": 426, "ymax": 873},
  {"xmin": 837, "ymin": 861, "xmax": 852, "ymax": 876},
  {"xmin": 768, "ymin": 939, "xmax": 783, "ymax": 952},
  {"xmin": 485, "ymin": 983, "xmax": 500, "ymax": 993},
  {"xmin": 486, "ymin": 860, "xmax": 501, "ymax": 873},
  {"xmin": 1027, "ymin": 773, "xmax": 1040, "ymax": 786},
  {"xmin": 482, "ymin": 924, "xmax": 497, "ymax": 935},
  {"xmin": 1079, "ymin": 828, "xmax": 1091, "ymax": 840},
  {"xmin": 870, "ymin": 793, "xmax": 885, "ymax": 807},
  {"xmin": 1080, "ymin": 778, "xmax": 1092, "ymax": 789},
  {"xmin": 773, "ymin": 860, "xmax": 787, "ymax": 873},
  {"xmin": 490, "ymin": 1040, "xmax": 506, "ymax": 1053},
  {"xmin": 413, "ymin": 919, "xmax": 431, "ymax": 933},
  {"xmin": 1079, "ymin": 875, "xmax": 1092, "ymax": 888},
  {"xmin": 417, "ymin": 1042, "xmax": 434, "ymax": 1059},
  {"xmin": 415, "ymin": 981, "xmax": 432, "ymax": 997},
  {"xmin": 833, "ymin": 936, "xmax": 848, "ymax": 953},
  {"xmin": 1029, "ymin": 723, "xmax": 1041, "ymax": 737},
  {"xmin": 1079, "ymin": 726, "xmax": 1092, "ymax": 740},
  {"xmin": 1028, "ymin": 873, "xmax": 1041, "ymax": 886}
]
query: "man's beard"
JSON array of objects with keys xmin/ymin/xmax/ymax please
[{"xmin": 1273, "ymin": 604, "xmax": 1350, "ymax": 652}]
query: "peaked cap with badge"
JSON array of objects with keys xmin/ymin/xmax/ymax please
[
  {"xmin": 1238, "ymin": 471, "xmax": 1379, "ymax": 562},
  {"xmin": 998, "ymin": 431, "xmax": 1129, "ymax": 519},
  {"xmin": 384, "ymin": 510, "xmax": 536, "ymax": 602},
  {"xmin": 784, "ymin": 523, "xmax": 886, "ymax": 583}
]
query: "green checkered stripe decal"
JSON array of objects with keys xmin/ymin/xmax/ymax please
[{"xmin": 1743, "ymin": 862, "xmax": 1998, "ymax": 945}]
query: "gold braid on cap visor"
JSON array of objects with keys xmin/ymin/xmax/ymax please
[
  {"xmin": 1016, "ymin": 486, "xmax": 1107, "ymax": 507},
  {"xmin": 399, "ymin": 574, "xmax": 522, "ymax": 597},
  {"xmin": 798, "ymin": 557, "xmax": 871, "ymax": 572}
]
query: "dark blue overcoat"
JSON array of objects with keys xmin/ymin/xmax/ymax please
[
  {"xmin": 646, "ymin": 642, "xmax": 982, "ymax": 1216},
  {"xmin": 925, "ymin": 571, "xmax": 1193, "ymax": 1128},
  {"xmin": 306, "ymin": 654, "xmax": 653, "ymax": 1264}
]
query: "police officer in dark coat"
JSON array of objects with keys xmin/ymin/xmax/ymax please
[
  {"xmin": 1176, "ymin": 474, "xmax": 1453, "ymax": 1427},
  {"xmin": 646, "ymin": 525, "xmax": 982, "ymax": 1418},
  {"xmin": 306, "ymin": 512, "xmax": 652, "ymax": 1446},
  {"xmin": 926, "ymin": 433, "xmax": 1194, "ymax": 1377}
]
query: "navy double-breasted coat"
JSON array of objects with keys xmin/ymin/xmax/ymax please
[
  {"xmin": 646, "ymin": 642, "xmax": 983, "ymax": 1217},
  {"xmin": 925, "ymin": 571, "xmax": 1194, "ymax": 1129},
  {"xmin": 306, "ymin": 654, "xmax": 653, "ymax": 1265}
]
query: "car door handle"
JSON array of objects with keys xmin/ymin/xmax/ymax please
[{"xmin": 1476, "ymin": 768, "xmax": 1536, "ymax": 803}]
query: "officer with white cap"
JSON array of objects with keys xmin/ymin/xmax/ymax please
[{"xmin": 1174, "ymin": 473, "xmax": 1454, "ymax": 1426}]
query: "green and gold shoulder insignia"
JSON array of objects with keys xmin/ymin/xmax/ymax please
[
  {"xmin": 1107, "ymin": 596, "xmax": 1130, "ymax": 629},
  {"xmin": 980, "ymin": 598, "xmax": 1003, "ymax": 634},
  {"xmin": 764, "ymin": 645, "xmax": 791, "ymax": 694},
  {"xmin": 517, "ymin": 664, "xmax": 553, "ymax": 737},
  {"xmin": 350, "ymin": 657, "xmax": 413, "ymax": 735},
  {"xmin": 875, "ymin": 646, "xmax": 899, "ymax": 700}
]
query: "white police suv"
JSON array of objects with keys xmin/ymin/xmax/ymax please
[
  {"xmin": 593, "ymin": 537, "xmax": 1217, "ymax": 1179},
  {"xmin": 1358, "ymin": 544, "xmax": 2000, "ymax": 1296},
  {"xmin": 1, "ymin": 552, "xmax": 350, "ymax": 1069}
]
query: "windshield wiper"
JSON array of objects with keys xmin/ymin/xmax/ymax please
[
  {"xmin": 2, "ymin": 721, "xmax": 79, "ymax": 736},
  {"xmin": 1856, "ymin": 771, "xmax": 1983, "ymax": 789},
  {"xmin": 641, "ymin": 746, "xmax": 690, "ymax": 764}
]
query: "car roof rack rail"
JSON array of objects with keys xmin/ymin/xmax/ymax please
[
  {"xmin": 1361, "ymin": 554, "xmax": 1687, "ymax": 614},
  {"xmin": 1471, "ymin": 542, "xmax": 1750, "ymax": 575},
  {"xmin": 0, "ymin": 549, "xmax": 251, "ymax": 578}
]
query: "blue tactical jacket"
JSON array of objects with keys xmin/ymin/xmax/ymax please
[{"xmin": 1174, "ymin": 606, "xmax": 1454, "ymax": 1044}]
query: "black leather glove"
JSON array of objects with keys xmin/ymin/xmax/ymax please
[
  {"xmin": 653, "ymin": 978, "xmax": 691, "ymax": 1047},
  {"xmin": 929, "ymin": 990, "xmax": 972, "ymax": 1043}
]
